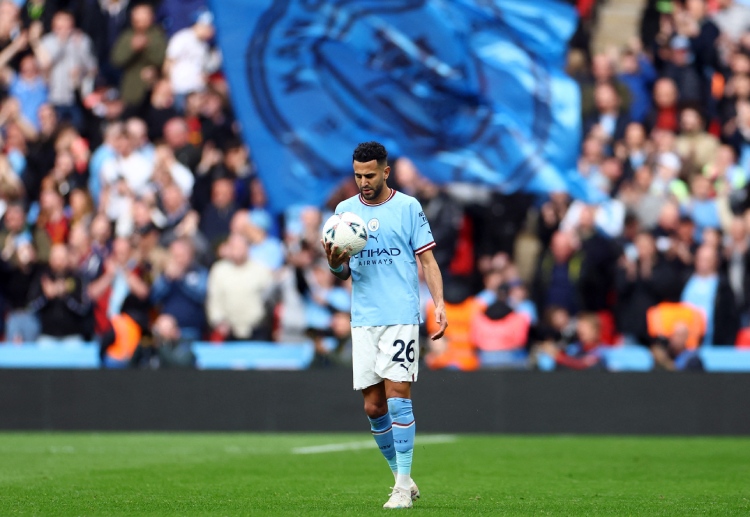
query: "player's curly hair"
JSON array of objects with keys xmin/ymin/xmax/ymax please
[{"xmin": 352, "ymin": 141, "xmax": 388, "ymax": 166}]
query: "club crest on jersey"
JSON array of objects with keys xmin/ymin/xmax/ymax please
[{"xmin": 368, "ymin": 218, "xmax": 380, "ymax": 232}]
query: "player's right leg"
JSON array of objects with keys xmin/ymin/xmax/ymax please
[
  {"xmin": 362, "ymin": 382, "xmax": 398, "ymax": 476},
  {"xmin": 353, "ymin": 327, "xmax": 398, "ymax": 478}
]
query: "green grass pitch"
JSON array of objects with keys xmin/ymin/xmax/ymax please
[{"xmin": 1, "ymin": 433, "xmax": 749, "ymax": 516}]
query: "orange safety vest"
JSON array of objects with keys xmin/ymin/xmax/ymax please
[
  {"xmin": 106, "ymin": 313, "xmax": 143, "ymax": 362},
  {"xmin": 425, "ymin": 298, "xmax": 483, "ymax": 371},
  {"xmin": 646, "ymin": 302, "xmax": 705, "ymax": 350}
]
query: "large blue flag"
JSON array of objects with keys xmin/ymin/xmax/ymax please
[{"xmin": 211, "ymin": 0, "xmax": 590, "ymax": 212}]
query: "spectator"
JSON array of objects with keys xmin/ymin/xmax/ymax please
[
  {"xmin": 504, "ymin": 277, "xmax": 538, "ymax": 324},
  {"xmin": 536, "ymin": 191, "xmax": 570, "ymax": 248},
  {"xmin": 240, "ymin": 209, "xmax": 284, "ymax": 271},
  {"xmin": 110, "ymin": 3, "xmax": 166, "ymax": 107},
  {"xmin": 87, "ymin": 235, "xmax": 150, "ymax": 334},
  {"xmin": 163, "ymin": 8, "xmax": 220, "ymax": 111},
  {"xmin": 533, "ymin": 304, "xmax": 577, "ymax": 362},
  {"xmin": 98, "ymin": 297, "xmax": 148, "ymax": 368},
  {"xmin": 206, "ymin": 233, "xmax": 273, "ymax": 341},
  {"xmin": 424, "ymin": 280, "xmax": 482, "ymax": 371},
  {"xmin": 417, "ymin": 176, "xmax": 462, "ymax": 272},
  {"xmin": 68, "ymin": 220, "xmax": 103, "ymax": 287},
  {"xmin": 155, "ymin": 184, "xmax": 207, "ymax": 262},
  {"xmin": 684, "ymin": 174, "xmax": 721, "ymax": 239},
  {"xmin": 0, "ymin": 204, "xmax": 42, "ymax": 342},
  {"xmin": 47, "ymin": 149, "xmax": 83, "ymax": 197},
  {"xmin": 3, "ymin": 55, "xmax": 48, "ymax": 131},
  {"xmin": 200, "ymin": 88, "xmax": 233, "ymax": 146},
  {"xmin": 645, "ymin": 77, "xmax": 680, "ymax": 132},
  {"xmin": 131, "ymin": 313, "xmax": 196, "ymax": 369},
  {"xmin": 28, "ymin": 243, "xmax": 90, "ymax": 343},
  {"xmin": 150, "ymin": 144, "xmax": 193, "ymax": 199},
  {"xmin": 571, "ymin": 204, "xmax": 620, "ymax": 311},
  {"xmin": 3, "ymin": 120, "xmax": 30, "ymax": 176},
  {"xmin": 88, "ymin": 121, "xmax": 122, "ymax": 204},
  {"xmin": 199, "ymin": 175, "xmax": 237, "ymax": 249},
  {"xmin": 580, "ymin": 53, "xmax": 632, "ymax": 121},
  {"xmin": 143, "ymin": 78, "xmax": 178, "ymax": 141},
  {"xmin": 533, "ymin": 230, "xmax": 582, "ymax": 315},
  {"xmin": 675, "ymin": 106, "xmax": 719, "ymax": 170},
  {"xmin": 616, "ymin": 122, "xmax": 649, "ymax": 180},
  {"xmin": 584, "ymin": 82, "xmax": 630, "ymax": 148},
  {"xmin": 36, "ymin": 179, "xmax": 69, "ymax": 244},
  {"xmin": 36, "ymin": 10, "xmax": 96, "ymax": 128},
  {"xmin": 712, "ymin": 0, "xmax": 750, "ymax": 44},
  {"xmin": 619, "ymin": 165, "xmax": 665, "ymax": 230},
  {"xmin": 150, "ymin": 236, "xmax": 207, "ymax": 340},
  {"xmin": 99, "ymin": 122, "xmax": 152, "ymax": 222},
  {"xmin": 0, "ymin": 150, "xmax": 23, "ymax": 205},
  {"xmin": 20, "ymin": 103, "xmax": 57, "ymax": 201},
  {"xmin": 666, "ymin": 34, "xmax": 705, "ymax": 101},
  {"xmin": 615, "ymin": 231, "xmax": 679, "ymax": 344},
  {"xmin": 723, "ymin": 216, "xmax": 750, "ymax": 321},
  {"xmin": 651, "ymin": 322, "xmax": 705, "ymax": 371},
  {"xmin": 651, "ymin": 151, "xmax": 690, "ymax": 203},
  {"xmin": 617, "ymin": 42, "xmax": 657, "ymax": 123},
  {"xmin": 540, "ymin": 312, "xmax": 605, "ymax": 370},
  {"xmin": 125, "ymin": 117, "xmax": 154, "ymax": 161},
  {"xmin": 703, "ymin": 145, "xmax": 747, "ymax": 210},
  {"xmin": 0, "ymin": 0, "xmax": 23, "ymax": 72},
  {"xmin": 77, "ymin": 0, "xmax": 131, "ymax": 86},
  {"xmin": 681, "ymin": 244, "xmax": 740, "ymax": 344},
  {"xmin": 163, "ymin": 116, "xmax": 200, "ymax": 172},
  {"xmin": 219, "ymin": 138, "xmax": 254, "ymax": 209},
  {"xmin": 470, "ymin": 295, "xmax": 531, "ymax": 353},
  {"xmin": 127, "ymin": 197, "xmax": 161, "ymax": 265}
]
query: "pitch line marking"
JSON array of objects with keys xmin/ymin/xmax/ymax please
[{"xmin": 291, "ymin": 434, "xmax": 457, "ymax": 455}]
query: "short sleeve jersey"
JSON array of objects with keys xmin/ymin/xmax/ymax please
[{"xmin": 336, "ymin": 189, "xmax": 435, "ymax": 327}]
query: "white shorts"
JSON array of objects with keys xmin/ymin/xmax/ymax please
[{"xmin": 351, "ymin": 324, "xmax": 420, "ymax": 390}]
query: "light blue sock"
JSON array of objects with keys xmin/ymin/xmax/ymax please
[
  {"xmin": 388, "ymin": 397, "xmax": 415, "ymax": 489},
  {"xmin": 368, "ymin": 412, "xmax": 397, "ymax": 474}
]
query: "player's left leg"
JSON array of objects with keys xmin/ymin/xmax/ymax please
[{"xmin": 385, "ymin": 381, "xmax": 418, "ymax": 499}]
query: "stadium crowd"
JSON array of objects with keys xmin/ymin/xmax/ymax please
[{"xmin": 0, "ymin": 0, "xmax": 749, "ymax": 371}]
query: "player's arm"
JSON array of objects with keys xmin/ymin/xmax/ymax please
[
  {"xmin": 321, "ymin": 240, "xmax": 352, "ymax": 281},
  {"xmin": 418, "ymin": 249, "xmax": 447, "ymax": 340}
]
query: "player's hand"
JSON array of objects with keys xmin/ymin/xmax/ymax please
[
  {"xmin": 321, "ymin": 239, "xmax": 350, "ymax": 270},
  {"xmin": 431, "ymin": 303, "xmax": 448, "ymax": 340}
]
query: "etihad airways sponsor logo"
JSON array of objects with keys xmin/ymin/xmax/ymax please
[
  {"xmin": 352, "ymin": 247, "xmax": 401, "ymax": 259},
  {"xmin": 353, "ymin": 247, "xmax": 401, "ymax": 266}
]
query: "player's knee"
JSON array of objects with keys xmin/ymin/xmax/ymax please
[{"xmin": 363, "ymin": 399, "xmax": 387, "ymax": 419}]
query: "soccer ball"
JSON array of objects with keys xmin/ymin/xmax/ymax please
[{"xmin": 322, "ymin": 212, "xmax": 368, "ymax": 255}]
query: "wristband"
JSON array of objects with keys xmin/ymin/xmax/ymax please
[{"xmin": 329, "ymin": 263, "xmax": 344, "ymax": 273}]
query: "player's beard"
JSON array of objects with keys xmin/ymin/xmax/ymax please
[{"xmin": 361, "ymin": 181, "xmax": 382, "ymax": 200}]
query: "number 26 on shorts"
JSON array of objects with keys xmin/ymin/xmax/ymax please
[{"xmin": 392, "ymin": 339, "xmax": 416, "ymax": 363}]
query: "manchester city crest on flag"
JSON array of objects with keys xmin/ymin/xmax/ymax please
[{"xmin": 212, "ymin": 0, "xmax": 595, "ymax": 212}]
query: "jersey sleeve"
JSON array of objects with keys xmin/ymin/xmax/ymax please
[{"xmin": 409, "ymin": 200, "xmax": 436, "ymax": 255}]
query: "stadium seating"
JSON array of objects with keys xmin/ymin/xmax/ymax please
[
  {"xmin": 478, "ymin": 350, "xmax": 529, "ymax": 369},
  {"xmin": 0, "ymin": 342, "xmax": 99, "ymax": 369},
  {"xmin": 698, "ymin": 347, "xmax": 750, "ymax": 372},
  {"xmin": 600, "ymin": 345, "xmax": 654, "ymax": 372},
  {"xmin": 192, "ymin": 342, "xmax": 315, "ymax": 370},
  {"xmin": 0, "ymin": 341, "xmax": 316, "ymax": 370}
]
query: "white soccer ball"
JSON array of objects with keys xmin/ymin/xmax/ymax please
[{"xmin": 322, "ymin": 212, "xmax": 368, "ymax": 255}]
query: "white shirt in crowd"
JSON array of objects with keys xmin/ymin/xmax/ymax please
[
  {"xmin": 206, "ymin": 258, "xmax": 273, "ymax": 339},
  {"xmin": 166, "ymin": 28, "xmax": 221, "ymax": 95},
  {"xmin": 40, "ymin": 32, "xmax": 96, "ymax": 106},
  {"xmin": 100, "ymin": 152, "xmax": 153, "ymax": 221}
]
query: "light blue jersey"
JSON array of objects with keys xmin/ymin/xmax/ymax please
[{"xmin": 336, "ymin": 189, "xmax": 435, "ymax": 327}]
